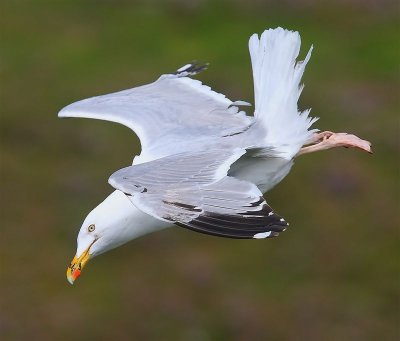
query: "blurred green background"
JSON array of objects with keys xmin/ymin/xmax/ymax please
[{"xmin": 1, "ymin": 0, "xmax": 399, "ymax": 340}]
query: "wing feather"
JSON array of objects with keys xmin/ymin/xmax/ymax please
[
  {"xmin": 109, "ymin": 150, "xmax": 288, "ymax": 239},
  {"xmin": 58, "ymin": 63, "xmax": 252, "ymax": 163}
]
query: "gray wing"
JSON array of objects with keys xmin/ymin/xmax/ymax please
[
  {"xmin": 109, "ymin": 149, "xmax": 288, "ymax": 239},
  {"xmin": 58, "ymin": 63, "xmax": 252, "ymax": 163}
]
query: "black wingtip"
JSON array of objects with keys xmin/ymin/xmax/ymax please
[
  {"xmin": 174, "ymin": 62, "xmax": 209, "ymax": 77},
  {"xmin": 175, "ymin": 207, "xmax": 289, "ymax": 240}
]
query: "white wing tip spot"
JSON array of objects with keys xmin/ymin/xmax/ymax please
[
  {"xmin": 268, "ymin": 212, "xmax": 274, "ymax": 216},
  {"xmin": 177, "ymin": 64, "xmax": 192, "ymax": 72},
  {"xmin": 253, "ymin": 231, "xmax": 272, "ymax": 239}
]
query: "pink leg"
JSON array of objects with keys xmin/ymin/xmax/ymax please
[{"xmin": 297, "ymin": 131, "xmax": 372, "ymax": 157}]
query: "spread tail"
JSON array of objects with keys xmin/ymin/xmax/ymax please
[{"xmin": 249, "ymin": 28, "xmax": 318, "ymax": 159}]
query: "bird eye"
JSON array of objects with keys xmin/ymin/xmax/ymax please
[{"xmin": 88, "ymin": 224, "xmax": 95, "ymax": 232}]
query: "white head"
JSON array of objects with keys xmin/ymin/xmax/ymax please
[
  {"xmin": 66, "ymin": 190, "xmax": 137, "ymax": 284},
  {"xmin": 66, "ymin": 190, "xmax": 171, "ymax": 284}
]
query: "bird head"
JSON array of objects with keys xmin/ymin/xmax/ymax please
[{"xmin": 66, "ymin": 190, "xmax": 136, "ymax": 284}]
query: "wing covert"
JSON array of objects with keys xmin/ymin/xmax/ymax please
[{"xmin": 58, "ymin": 63, "xmax": 252, "ymax": 163}]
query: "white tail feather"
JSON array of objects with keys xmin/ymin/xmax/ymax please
[{"xmin": 249, "ymin": 28, "xmax": 318, "ymax": 159}]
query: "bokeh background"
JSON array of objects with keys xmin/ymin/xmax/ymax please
[{"xmin": 1, "ymin": 0, "xmax": 399, "ymax": 340}]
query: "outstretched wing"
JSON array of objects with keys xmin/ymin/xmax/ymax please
[
  {"xmin": 58, "ymin": 63, "xmax": 252, "ymax": 163},
  {"xmin": 109, "ymin": 149, "xmax": 288, "ymax": 239}
]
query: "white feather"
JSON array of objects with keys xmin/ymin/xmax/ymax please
[{"xmin": 249, "ymin": 27, "xmax": 318, "ymax": 159}]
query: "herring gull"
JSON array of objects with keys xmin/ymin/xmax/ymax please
[{"xmin": 60, "ymin": 28, "xmax": 371, "ymax": 284}]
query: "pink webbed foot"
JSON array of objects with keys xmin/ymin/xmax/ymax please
[{"xmin": 297, "ymin": 131, "xmax": 372, "ymax": 157}]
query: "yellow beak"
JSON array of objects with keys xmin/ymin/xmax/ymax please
[{"xmin": 66, "ymin": 243, "xmax": 93, "ymax": 285}]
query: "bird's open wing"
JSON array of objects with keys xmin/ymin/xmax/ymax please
[
  {"xmin": 58, "ymin": 63, "xmax": 252, "ymax": 163},
  {"xmin": 109, "ymin": 149, "xmax": 288, "ymax": 239}
]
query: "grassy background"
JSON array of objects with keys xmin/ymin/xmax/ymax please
[{"xmin": 1, "ymin": 0, "xmax": 399, "ymax": 340}]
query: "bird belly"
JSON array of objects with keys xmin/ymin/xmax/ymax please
[{"xmin": 229, "ymin": 156, "xmax": 294, "ymax": 193}]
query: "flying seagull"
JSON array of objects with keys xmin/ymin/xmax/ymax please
[{"xmin": 60, "ymin": 28, "xmax": 371, "ymax": 284}]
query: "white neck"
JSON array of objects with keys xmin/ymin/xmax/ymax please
[
  {"xmin": 110, "ymin": 190, "xmax": 172, "ymax": 239},
  {"xmin": 88, "ymin": 190, "xmax": 171, "ymax": 256}
]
